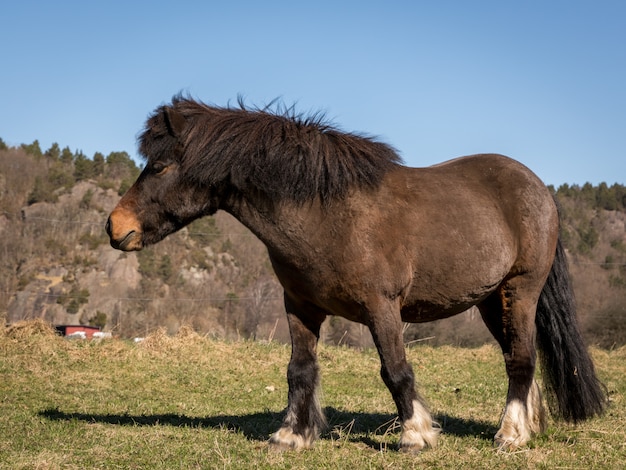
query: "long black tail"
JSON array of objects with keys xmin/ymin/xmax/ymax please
[{"xmin": 535, "ymin": 236, "xmax": 607, "ymax": 423}]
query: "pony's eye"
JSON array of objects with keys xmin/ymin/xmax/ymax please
[{"xmin": 152, "ymin": 162, "xmax": 168, "ymax": 174}]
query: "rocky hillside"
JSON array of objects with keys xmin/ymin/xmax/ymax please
[
  {"xmin": 0, "ymin": 143, "xmax": 285, "ymax": 342},
  {"xmin": 1, "ymin": 141, "xmax": 625, "ymax": 347}
]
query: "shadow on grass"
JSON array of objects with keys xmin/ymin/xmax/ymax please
[
  {"xmin": 324, "ymin": 408, "xmax": 498, "ymax": 449},
  {"xmin": 39, "ymin": 407, "xmax": 497, "ymax": 449}
]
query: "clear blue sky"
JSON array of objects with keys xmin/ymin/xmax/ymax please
[{"xmin": 2, "ymin": 1, "xmax": 625, "ymax": 186}]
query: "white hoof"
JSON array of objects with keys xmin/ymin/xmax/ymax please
[
  {"xmin": 269, "ymin": 427, "xmax": 314, "ymax": 451},
  {"xmin": 495, "ymin": 381, "xmax": 546, "ymax": 450},
  {"xmin": 398, "ymin": 400, "xmax": 440, "ymax": 452}
]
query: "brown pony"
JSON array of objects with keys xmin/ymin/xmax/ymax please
[{"xmin": 106, "ymin": 96, "xmax": 606, "ymax": 452}]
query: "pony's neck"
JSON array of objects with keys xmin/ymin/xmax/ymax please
[{"xmin": 221, "ymin": 189, "xmax": 323, "ymax": 262}]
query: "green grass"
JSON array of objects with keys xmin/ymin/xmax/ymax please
[{"xmin": 1, "ymin": 321, "xmax": 624, "ymax": 469}]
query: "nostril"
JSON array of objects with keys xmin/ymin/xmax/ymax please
[{"xmin": 105, "ymin": 208, "xmax": 143, "ymax": 251}]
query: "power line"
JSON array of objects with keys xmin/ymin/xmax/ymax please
[
  {"xmin": 12, "ymin": 212, "xmax": 257, "ymax": 238},
  {"xmin": 4, "ymin": 289, "xmax": 282, "ymax": 304}
]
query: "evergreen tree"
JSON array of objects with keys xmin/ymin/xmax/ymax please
[
  {"xmin": 27, "ymin": 176, "xmax": 57, "ymax": 204},
  {"xmin": 60, "ymin": 146, "xmax": 73, "ymax": 165},
  {"xmin": 74, "ymin": 151, "xmax": 95, "ymax": 181},
  {"xmin": 579, "ymin": 182, "xmax": 595, "ymax": 205},
  {"xmin": 48, "ymin": 162, "xmax": 75, "ymax": 188},
  {"xmin": 596, "ymin": 182, "xmax": 616, "ymax": 210},
  {"xmin": 93, "ymin": 152, "xmax": 105, "ymax": 176},
  {"xmin": 106, "ymin": 151, "xmax": 140, "ymax": 190},
  {"xmin": 556, "ymin": 183, "xmax": 574, "ymax": 198},
  {"xmin": 45, "ymin": 143, "xmax": 61, "ymax": 161},
  {"xmin": 21, "ymin": 140, "xmax": 42, "ymax": 157},
  {"xmin": 613, "ymin": 183, "xmax": 626, "ymax": 210}
]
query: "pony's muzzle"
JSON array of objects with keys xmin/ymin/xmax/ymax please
[{"xmin": 106, "ymin": 207, "xmax": 143, "ymax": 251}]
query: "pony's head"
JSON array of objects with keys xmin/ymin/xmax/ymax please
[{"xmin": 106, "ymin": 103, "xmax": 221, "ymax": 251}]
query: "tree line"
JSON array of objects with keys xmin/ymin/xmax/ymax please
[
  {"xmin": 551, "ymin": 182, "xmax": 626, "ymax": 212},
  {"xmin": 0, "ymin": 138, "xmax": 141, "ymax": 206}
]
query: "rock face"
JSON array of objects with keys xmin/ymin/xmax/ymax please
[{"xmin": 8, "ymin": 181, "xmax": 138, "ymax": 327}]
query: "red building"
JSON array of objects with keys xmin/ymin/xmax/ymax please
[{"xmin": 55, "ymin": 325, "xmax": 101, "ymax": 339}]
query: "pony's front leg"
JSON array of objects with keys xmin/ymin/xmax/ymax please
[
  {"xmin": 269, "ymin": 298, "xmax": 326, "ymax": 450},
  {"xmin": 368, "ymin": 300, "xmax": 440, "ymax": 452}
]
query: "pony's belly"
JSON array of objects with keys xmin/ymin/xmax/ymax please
[
  {"xmin": 400, "ymin": 280, "xmax": 499, "ymax": 323},
  {"xmin": 400, "ymin": 302, "xmax": 473, "ymax": 323}
]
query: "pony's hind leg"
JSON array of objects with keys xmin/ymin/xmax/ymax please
[
  {"xmin": 479, "ymin": 283, "xmax": 547, "ymax": 450},
  {"xmin": 269, "ymin": 296, "xmax": 326, "ymax": 450},
  {"xmin": 367, "ymin": 299, "xmax": 440, "ymax": 452}
]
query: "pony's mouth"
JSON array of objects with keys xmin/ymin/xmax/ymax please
[{"xmin": 111, "ymin": 230, "xmax": 143, "ymax": 251}]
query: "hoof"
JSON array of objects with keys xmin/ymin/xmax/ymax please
[
  {"xmin": 494, "ymin": 432, "xmax": 527, "ymax": 451},
  {"xmin": 268, "ymin": 440, "xmax": 298, "ymax": 452},
  {"xmin": 399, "ymin": 443, "xmax": 424, "ymax": 455},
  {"xmin": 398, "ymin": 399, "xmax": 440, "ymax": 452},
  {"xmin": 269, "ymin": 427, "xmax": 314, "ymax": 451}
]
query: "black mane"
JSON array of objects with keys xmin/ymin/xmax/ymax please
[{"xmin": 140, "ymin": 96, "xmax": 402, "ymax": 204}]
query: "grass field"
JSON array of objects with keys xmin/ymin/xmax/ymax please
[{"xmin": 1, "ymin": 321, "xmax": 624, "ymax": 469}]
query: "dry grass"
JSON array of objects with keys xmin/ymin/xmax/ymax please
[{"xmin": 1, "ymin": 321, "xmax": 624, "ymax": 469}]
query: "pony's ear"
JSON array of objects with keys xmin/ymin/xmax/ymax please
[{"xmin": 163, "ymin": 107, "xmax": 187, "ymax": 137}]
